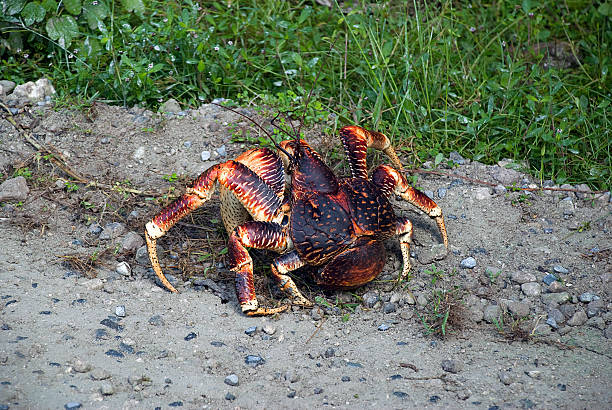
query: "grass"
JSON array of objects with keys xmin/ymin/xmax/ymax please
[{"xmin": 1, "ymin": 0, "xmax": 610, "ymax": 189}]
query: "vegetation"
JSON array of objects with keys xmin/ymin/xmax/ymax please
[{"xmin": 1, "ymin": 0, "xmax": 610, "ymax": 189}]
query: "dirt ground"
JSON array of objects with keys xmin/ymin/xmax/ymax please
[{"xmin": 0, "ymin": 102, "xmax": 610, "ymax": 409}]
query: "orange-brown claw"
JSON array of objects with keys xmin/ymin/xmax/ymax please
[
  {"xmin": 145, "ymin": 230, "xmax": 178, "ymax": 293},
  {"xmin": 244, "ymin": 305, "xmax": 290, "ymax": 316}
]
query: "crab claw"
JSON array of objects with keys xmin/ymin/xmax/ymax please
[{"xmin": 145, "ymin": 224, "xmax": 178, "ymax": 293}]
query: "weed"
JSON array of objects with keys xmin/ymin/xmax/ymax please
[
  {"xmin": 13, "ymin": 167, "xmax": 32, "ymax": 179},
  {"xmin": 163, "ymin": 173, "xmax": 179, "ymax": 183}
]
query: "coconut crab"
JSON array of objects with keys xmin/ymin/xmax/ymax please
[{"xmin": 145, "ymin": 120, "xmax": 448, "ymax": 316}]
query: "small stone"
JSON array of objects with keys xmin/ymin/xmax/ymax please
[
  {"xmin": 567, "ymin": 310, "xmax": 587, "ymax": 326},
  {"xmin": 383, "ymin": 302, "xmax": 397, "ymax": 314},
  {"xmin": 541, "ymin": 292, "xmax": 570, "ymax": 306},
  {"xmin": 245, "ymin": 326, "xmax": 257, "ymax": 336},
  {"xmin": 0, "ymin": 176, "xmax": 29, "ymax": 202},
  {"xmin": 548, "ymin": 308, "xmax": 565, "ymax": 325},
  {"xmin": 558, "ymin": 198, "xmax": 574, "ymax": 216},
  {"xmin": 314, "ymin": 387, "xmax": 323, "ymax": 394},
  {"xmin": 578, "ymin": 292, "xmax": 597, "ymax": 303},
  {"xmin": 494, "ymin": 184, "xmax": 507, "ymax": 195},
  {"xmin": 184, "ymin": 332, "xmax": 197, "ymax": 341},
  {"xmin": 11, "ymin": 78, "xmax": 55, "ymax": 102},
  {"xmin": 148, "ymin": 315, "xmax": 165, "ymax": 326},
  {"xmin": 548, "ymin": 281, "xmax": 566, "ymax": 293},
  {"xmin": 507, "ymin": 301, "xmax": 530, "ymax": 317},
  {"xmin": 201, "ymin": 151, "xmax": 212, "ymax": 161},
  {"xmin": 121, "ymin": 232, "xmax": 145, "ymax": 252},
  {"xmin": 310, "ymin": 309, "xmax": 322, "ymax": 320},
  {"xmin": 525, "ymin": 370, "xmax": 542, "ymax": 379},
  {"xmin": 0, "ymin": 80, "xmax": 16, "ymax": 95},
  {"xmin": 85, "ymin": 278, "xmax": 104, "ymax": 291},
  {"xmin": 553, "ymin": 265, "xmax": 569, "ymax": 274},
  {"xmin": 262, "ymin": 325, "xmax": 276, "ymax": 335},
  {"xmin": 132, "ymin": 146, "xmax": 145, "ymax": 161},
  {"xmin": 483, "ymin": 304, "xmax": 501, "ymax": 323},
  {"xmin": 417, "ymin": 243, "xmax": 448, "ymax": 264},
  {"xmin": 116, "ymin": 262, "xmax": 131, "ymax": 276},
  {"xmin": 245, "ymin": 355, "xmax": 265, "ymax": 367},
  {"xmin": 100, "ymin": 382, "xmax": 114, "ymax": 395},
  {"xmin": 460, "ymin": 257, "xmax": 477, "ymax": 269},
  {"xmin": 362, "ymin": 291, "xmax": 379, "ymax": 308},
  {"xmin": 416, "ymin": 294, "xmax": 428, "ymax": 306},
  {"xmin": 437, "ymin": 188, "xmax": 447, "ymax": 199},
  {"xmin": 393, "ymin": 391, "xmax": 409, "ymax": 399},
  {"xmin": 72, "ymin": 359, "xmax": 92, "ymax": 373},
  {"xmin": 605, "ymin": 325, "xmax": 612, "ymax": 339},
  {"xmin": 499, "ymin": 370, "xmax": 516, "ymax": 385},
  {"xmin": 378, "ymin": 323, "xmax": 390, "ymax": 331},
  {"xmin": 423, "ymin": 190, "xmax": 434, "ymax": 200},
  {"xmin": 115, "ymin": 306, "xmax": 126, "ymax": 317},
  {"xmin": 341, "ymin": 375, "xmax": 351, "ymax": 382},
  {"xmin": 492, "ymin": 167, "xmax": 520, "ymax": 185},
  {"xmin": 586, "ymin": 299, "xmax": 603, "ymax": 318},
  {"xmin": 449, "ymin": 151, "xmax": 465, "ymax": 165},
  {"xmin": 441, "ymin": 359, "xmax": 463, "ymax": 374},
  {"xmin": 521, "ymin": 282, "xmax": 542, "ymax": 296},
  {"xmin": 64, "ymin": 402, "xmax": 82, "ymax": 410},
  {"xmin": 511, "ymin": 271, "xmax": 537, "ymax": 284},
  {"xmin": 159, "ymin": 98, "xmax": 181, "ymax": 114},
  {"xmin": 284, "ymin": 370, "xmax": 300, "ymax": 383},
  {"xmin": 100, "ymin": 222, "xmax": 126, "ymax": 240},
  {"xmin": 216, "ymin": 145, "xmax": 227, "ymax": 157},
  {"xmin": 473, "ymin": 187, "xmax": 492, "ymax": 200},
  {"xmin": 183, "ymin": 141, "xmax": 192, "ymax": 148},
  {"xmin": 90, "ymin": 368, "xmax": 111, "ymax": 380},
  {"xmin": 224, "ymin": 374, "xmax": 239, "ymax": 386},
  {"xmin": 546, "ymin": 317, "xmax": 558, "ymax": 329},
  {"xmin": 225, "ymin": 393, "xmax": 236, "ymax": 401},
  {"xmin": 88, "ymin": 223, "xmax": 103, "ymax": 235},
  {"xmin": 324, "ymin": 347, "xmax": 335, "ymax": 358},
  {"xmin": 542, "ymin": 274, "xmax": 558, "ymax": 286},
  {"xmin": 135, "ymin": 246, "xmax": 150, "ymax": 265}
]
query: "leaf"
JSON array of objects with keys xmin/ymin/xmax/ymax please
[
  {"xmin": 121, "ymin": 0, "xmax": 144, "ymax": 14},
  {"xmin": 41, "ymin": 0, "xmax": 57, "ymax": 12},
  {"xmin": 3, "ymin": 0, "xmax": 27, "ymax": 15},
  {"xmin": 579, "ymin": 95, "xmax": 588, "ymax": 110},
  {"xmin": 598, "ymin": 2, "xmax": 612, "ymax": 16},
  {"xmin": 197, "ymin": 60, "xmax": 205, "ymax": 72},
  {"xmin": 45, "ymin": 15, "xmax": 79, "ymax": 48},
  {"xmin": 434, "ymin": 152, "xmax": 444, "ymax": 166},
  {"xmin": 83, "ymin": 1, "xmax": 109, "ymax": 30},
  {"xmin": 21, "ymin": 1, "xmax": 45, "ymax": 26},
  {"xmin": 63, "ymin": 0, "xmax": 81, "ymax": 15}
]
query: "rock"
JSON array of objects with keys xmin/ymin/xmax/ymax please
[
  {"xmin": 100, "ymin": 382, "xmax": 114, "ymax": 395},
  {"xmin": 553, "ymin": 265, "xmax": 569, "ymax": 274},
  {"xmin": 437, "ymin": 188, "xmax": 447, "ymax": 199},
  {"xmin": 99, "ymin": 222, "xmax": 127, "ymax": 240},
  {"xmin": 441, "ymin": 359, "xmax": 463, "ymax": 374},
  {"xmin": 417, "ymin": 243, "xmax": 448, "ymax": 264},
  {"xmin": 245, "ymin": 355, "xmax": 265, "ymax": 367},
  {"xmin": 116, "ymin": 262, "xmax": 131, "ymax": 276},
  {"xmin": 135, "ymin": 246, "xmax": 150, "ymax": 265},
  {"xmin": 184, "ymin": 332, "xmax": 197, "ymax": 341},
  {"xmin": 324, "ymin": 347, "xmax": 335, "ymax": 358},
  {"xmin": 90, "ymin": 368, "xmax": 111, "ymax": 380},
  {"xmin": 262, "ymin": 324, "xmax": 276, "ymax": 335},
  {"xmin": 121, "ymin": 232, "xmax": 145, "ymax": 252},
  {"xmin": 224, "ymin": 374, "xmax": 239, "ymax": 386},
  {"xmin": 511, "ymin": 271, "xmax": 537, "ymax": 284},
  {"xmin": 225, "ymin": 393, "xmax": 236, "ymax": 401},
  {"xmin": 378, "ymin": 323, "xmax": 390, "ymax": 331},
  {"xmin": 0, "ymin": 176, "xmax": 29, "ymax": 202},
  {"xmin": 284, "ymin": 370, "xmax": 300, "ymax": 383},
  {"xmin": 148, "ymin": 315, "xmax": 165, "ymax": 326},
  {"xmin": 605, "ymin": 325, "xmax": 612, "ymax": 339},
  {"xmin": 499, "ymin": 370, "xmax": 516, "ymax": 385},
  {"xmin": 85, "ymin": 278, "xmax": 104, "ymax": 291},
  {"xmin": 492, "ymin": 167, "xmax": 521, "ymax": 185},
  {"xmin": 548, "ymin": 308, "xmax": 565, "ymax": 325},
  {"xmin": 473, "ymin": 187, "xmax": 492, "ymax": 200},
  {"xmin": 541, "ymin": 292, "xmax": 570, "ymax": 306},
  {"xmin": 362, "ymin": 291, "xmax": 379, "ymax": 308},
  {"xmin": 548, "ymin": 281, "xmax": 566, "ymax": 293},
  {"xmin": 0, "ymin": 80, "xmax": 16, "ymax": 95},
  {"xmin": 521, "ymin": 282, "xmax": 542, "ymax": 297},
  {"xmin": 542, "ymin": 274, "xmax": 558, "ymax": 286},
  {"xmin": 567, "ymin": 310, "xmax": 587, "ymax": 326},
  {"xmin": 558, "ymin": 198, "xmax": 574, "ymax": 216},
  {"xmin": 245, "ymin": 326, "xmax": 257, "ymax": 336},
  {"xmin": 383, "ymin": 302, "xmax": 397, "ymax": 314},
  {"xmin": 72, "ymin": 359, "xmax": 92, "ymax": 373},
  {"xmin": 449, "ymin": 151, "xmax": 465, "ymax": 165},
  {"xmin": 115, "ymin": 305, "xmax": 126, "ymax": 317},
  {"xmin": 216, "ymin": 145, "xmax": 227, "ymax": 157},
  {"xmin": 507, "ymin": 301, "xmax": 530, "ymax": 317},
  {"xmin": 494, "ymin": 184, "xmax": 507, "ymax": 195},
  {"xmin": 64, "ymin": 402, "xmax": 82, "ymax": 409},
  {"xmin": 460, "ymin": 257, "xmax": 477, "ymax": 269},
  {"xmin": 201, "ymin": 151, "xmax": 212, "ymax": 161},
  {"xmin": 88, "ymin": 223, "xmax": 103, "ymax": 235},
  {"xmin": 159, "ymin": 98, "xmax": 181, "ymax": 114},
  {"xmin": 586, "ymin": 299, "xmax": 604, "ymax": 318},
  {"xmin": 10, "ymin": 78, "xmax": 55, "ymax": 102},
  {"xmin": 132, "ymin": 146, "xmax": 145, "ymax": 161},
  {"xmin": 578, "ymin": 292, "xmax": 598, "ymax": 303},
  {"xmin": 483, "ymin": 304, "xmax": 501, "ymax": 323}
]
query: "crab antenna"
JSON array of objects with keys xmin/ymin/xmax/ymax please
[{"xmin": 211, "ymin": 102, "xmax": 294, "ymax": 162}]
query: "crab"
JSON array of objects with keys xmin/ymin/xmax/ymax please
[{"xmin": 145, "ymin": 124, "xmax": 448, "ymax": 316}]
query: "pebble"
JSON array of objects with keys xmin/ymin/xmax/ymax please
[
  {"xmin": 216, "ymin": 145, "xmax": 227, "ymax": 157},
  {"xmin": 90, "ymin": 368, "xmax": 111, "ymax": 380},
  {"xmin": 424, "ymin": 190, "xmax": 434, "ymax": 200},
  {"xmin": 184, "ymin": 332, "xmax": 197, "ymax": 341},
  {"xmin": 88, "ymin": 223, "xmax": 103, "ymax": 235},
  {"xmin": 541, "ymin": 292, "xmax": 570, "ymax": 305},
  {"xmin": 548, "ymin": 308, "xmax": 565, "ymax": 325},
  {"xmin": 483, "ymin": 304, "xmax": 501, "ymax": 323},
  {"xmin": 245, "ymin": 326, "xmax": 257, "ymax": 336},
  {"xmin": 115, "ymin": 305, "xmax": 126, "ymax": 317},
  {"xmin": 460, "ymin": 257, "xmax": 476, "ymax": 269},
  {"xmin": 417, "ymin": 243, "xmax": 447, "ymax": 264},
  {"xmin": 548, "ymin": 281, "xmax": 566, "ymax": 293},
  {"xmin": 553, "ymin": 265, "xmax": 569, "ymax": 274},
  {"xmin": 511, "ymin": 271, "xmax": 536, "ymax": 284},
  {"xmin": 498, "ymin": 370, "xmax": 516, "ymax": 385},
  {"xmin": 542, "ymin": 274, "xmax": 558, "ymax": 286},
  {"xmin": 159, "ymin": 98, "xmax": 181, "ymax": 113},
  {"xmin": 10, "ymin": 78, "xmax": 55, "ymax": 102},
  {"xmin": 567, "ymin": 310, "xmax": 587, "ymax": 326},
  {"xmin": 494, "ymin": 184, "xmax": 507, "ymax": 195},
  {"xmin": 383, "ymin": 302, "xmax": 397, "ymax": 314},
  {"xmin": 437, "ymin": 188, "xmax": 447, "ymax": 199},
  {"xmin": 0, "ymin": 176, "xmax": 30, "ymax": 202},
  {"xmin": 225, "ymin": 393, "xmax": 236, "ymax": 401},
  {"xmin": 362, "ymin": 291, "xmax": 379, "ymax": 308},
  {"xmin": 64, "ymin": 402, "xmax": 82, "ymax": 410},
  {"xmin": 521, "ymin": 282, "xmax": 542, "ymax": 296},
  {"xmin": 121, "ymin": 232, "xmax": 145, "ymax": 252},
  {"xmin": 262, "ymin": 325, "xmax": 276, "ymax": 335},
  {"xmin": 507, "ymin": 301, "xmax": 530, "ymax": 317},
  {"xmin": 183, "ymin": 141, "xmax": 192, "ymax": 148},
  {"xmin": 393, "ymin": 391, "xmax": 409, "ymax": 399},
  {"xmin": 449, "ymin": 151, "xmax": 465, "ymax": 165},
  {"xmin": 310, "ymin": 308, "xmax": 323, "ymax": 320},
  {"xmin": 578, "ymin": 292, "xmax": 598, "ymax": 303},
  {"xmin": 95, "ymin": 329, "xmax": 109, "ymax": 340},
  {"xmin": 314, "ymin": 387, "xmax": 323, "ymax": 394},
  {"xmin": 492, "ymin": 167, "xmax": 520, "ymax": 185},
  {"xmin": 587, "ymin": 299, "xmax": 603, "ymax": 318},
  {"xmin": 148, "ymin": 315, "xmax": 165, "ymax": 326},
  {"xmin": 324, "ymin": 347, "xmax": 335, "ymax": 358},
  {"xmin": 105, "ymin": 349, "xmax": 124, "ymax": 358},
  {"xmin": 473, "ymin": 187, "xmax": 492, "ymax": 200},
  {"xmin": 100, "ymin": 222, "xmax": 127, "ymax": 240},
  {"xmin": 224, "ymin": 374, "xmax": 239, "ymax": 386},
  {"xmin": 201, "ymin": 151, "xmax": 211, "ymax": 161},
  {"xmin": 135, "ymin": 246, "xmax": 150, "ymax": 265},
  {"xmin": 116, "ymin": 262, "xmax": 132, "ymax": 276},
  {"xmin": 100, "ymin": 382, "xmax": 114, "ymax": 395},
  {"xmin": 100, "ymin": 318, "xmax": 123, "ymax": 331},
  {"xmin": 85, "ymin": 278, "xmax": 104, "ymax": 291},
  {"xmin": 244, "ymin": 355, "xmax": 265, "ymax": 367},
  {"xmin": 72, "ymin": 359, "xmax": 92, "ymax": 373},
  {"xmin": 378, "ymin": 323, "xmax": 390, "ymax": 331},
  {"xmin": 441, "ymin": 359, "xmax": 463, "ymax": 374},
  {"xmin": 341, "ymin": 376, "xmax": 351, "ymax": 382}
]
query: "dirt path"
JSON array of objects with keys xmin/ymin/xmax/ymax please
[{"xmin": 0, "ymin": 102, "xmax": 610, "ymax": 409}]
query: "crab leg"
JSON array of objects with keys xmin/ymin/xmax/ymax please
[
  {"xmin": 372, "ymin": 164, "xmax": 448, "ymax": 248},
  {"xmin": 395, "ymin": 216, "xmax": 414, "ymax": 278},
  {"xmin": 145, "ymin": 160, "xmax": 284, "ymax": 293},
  {"xmin": 228, "ymin": 221, "xmax": 291, "ymax": 315},
  {"xmin": 339, "ymin": 125, "xmax": 402, "ymax": 179}
]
